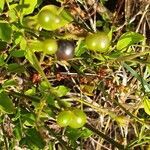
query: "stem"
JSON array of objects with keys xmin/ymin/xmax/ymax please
[
  {"xmin": 114, "ymin": 100, "xmax": 150, "ymax": 128},
  {"xmin": 1, "ymin": 122, "xmax": 9, "ymax": 150},
  {"xmin": 75, "ymin": 98, "xmax": 107, "ymax": 113},
  {"xmin": 74, "ymin": 97, "xmax": 117, "ymax": 117},
  {"xmin": 57, "ymin": 6, "xmax": 64, "ymax": 15},
  {"xmin": 8, "ymin": 91, "xmax": 40, "ymax": 102},
  {"xmin": 128, "ymin": 139, "xmax": 150, "ymax": 149},
  {"xmin": 105, "ymin": 50, "xmax": 150, "ymax": 65},
  {"xmin": 35, "ymin": 95, "xmax": 47, "ymax": 122},
  {"xmin": 5, "ymin": 0, "xmax": 10, "ymax": 10},
  {"xmin": 31, "ymin": 52, "xmax": 51, "ymax": 87},
  {"xmin": 45, "ymin": 126, "xmax": 74, "ymax": 150},
  {"xmin": 116, "ymin": 50, "xmax": 150, "ymax": 62},
  {"xmin": 85, "ymin": 123, "xmax": 127, "ymax": 150},
  {"xmin": 39, "ymin": 52, "xmax": 46, "ymax": 64}
]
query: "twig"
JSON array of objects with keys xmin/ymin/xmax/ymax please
[
  {"xmin": 114, "ymin": 100, "xmax": 150, "ymax": 129},
  {"xmin": 85, "ymin": 123, "xmax": 127, "ymax": 150},
  {"xmin": 136, "ymin": 4, "xmax": 150, "ymax": 32}
]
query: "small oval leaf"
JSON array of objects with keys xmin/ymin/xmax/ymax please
[
  {"xmin": 26, "ymin": 128, "xmax": 46, "ymax": 149},
  {"xmin": 75, "ymin": 39, "xmax": 86, "ymax": 57},
  {"xmin": 19, "ymin": 0, "xmax": 37, "ymax": 16},
  {"xmin": 0, "ymin": 0, "xmax": 5, "ymax": 13},
  {"xmin": 143, "ymin": 96, "xmax": 150, "ymax": 116},
  {"xmin": 52, "ymin": 85, "xmax": 70, "ymax": 97},
  {"xmin": 0, "ymin": 21, "xmax": 12, "ymax": 42},
  {"xmin": 7, "ymin": 63, "xmax": 25, "ymax": 73},
  {"xmin": 10, "ymin": 50, "xmax": 25, "ymax": 57},
  {"xmin": 117, "ymin": 32, "xmax": 144, "ymax": 51},
  {"xmin": 0, "ymin": 91, "xmax": 15, "ymax": 114}
]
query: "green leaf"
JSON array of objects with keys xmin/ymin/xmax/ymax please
[
  {"xmin": 22, "ymin": 15, "xmax": 39, "ymax": 29},
  {"xmin": 96, "ymin": 20, "xmax": 103, "ymax": 27},
  {"xmin": 20, "ymin": 37, "xmax": 27, "ymax": 50},
  {"xmin": 143, "ymin": 96, "xmax": 150, "ymax": 116},
  {"xmin": 25, "ymin": 48, "xmax": 42, "ymax": 72},
  {"xmin": 13, "ymin": 32, "xmax": 22, "ymax": 45},
  {"xmin": 0, "ymin": 41, "xmax": 7, "ymax": 51},
  {"xmin": 80, "ymin": 127, "xmax": 93, "ymax": 138},
  {"xmin": 35, "ymin": 0, "xmax": 42, "ymax": 8},
  {"xmin": 0, "ymin": 91, "xmax": 15, "ymax": 114},
  {"xmin": 8, "ymin": 4, "xmax": 19, "ymax": 22},
  {"xmin": 0, "ymin": 54, "xmax": 5, "ymax": 66},
  {"xmin": 59, "ymin": 99, "xmax": 71, "ymax": 108},
  {"xmin": 66, "ymin": 127, "xmax": 82, "ymax": 140},
  {"xmin": 27, "ymin": 40, "xmax": 43, "ymax": 52},
  {"xmin": 107, "ymin": 28, "xmax": 113, "ymax": 41},
  {"xmin": 7, "ymin": 63, "xmax": 25, "ymax": 73},
  {"xmin": 19, "ymin": 0, "xmax": 37, "ymax": 16},
  {"xmin": 58, "ymin": 7, "xmax": 73, "ymax": 22},
  {"xmin": 0, "ymin": 21, "xmax": 12, "ymax": 42},
  {"xmin": 39, "ymin": 81, "xmax": 50, "ymax": 91},
  {"xmin": 26, "ymin": 128, "xmax": 46, "ymax": 149},
  {"xmin": 52, "ymin": 85, "xmax": 70, "ymax": 97},
  {"xmin": 117, "ymin": 32, "xmax": 144, "ymax": 50},
  {"xmin": 2, "ymin": 79, "xmax": 18, "ymax": 88},
  {"xmin": 24, "ymin": 87, "xmax": 36, "ymax": 96},
  {"xmin": 75, "ymin": 39, "xmax": 86, "ymax": 56},
  {"xmin": 22, "ymin": 113, "xmax": 36, "ymax": 127},
  {"xmin": 65, "ymin": 127, "xmax": 81, "ymax": 148},
  {"xmin": 10, "ymin": 50, "xmax": 25, "ymax": 57},
  {"xmin": 45, "ymin": 94, "xmax": 55, "ymax": 106},
  {"xmin": 14, "ymin": 125, "xmax": 22, "ymax": 140},
  {"xmin": 65, "ymin": 127, "xmax": 93, "ymax": 147},
  {"xmin": 0, "ymin": 0, "xmax": 5, "ymax": 13}
]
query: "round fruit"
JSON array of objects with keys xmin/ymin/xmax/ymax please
[
  {"xmin": 69, "ymin": 109, "xmax": 87, "ymax": 129},
  {"xmin": 42, "ymin": 39, "xmax": 58, "ymax": 55},
  {"xmin": 56, "ymin": 40, "xmax": 75, "ymax": 60},
  {"xmin": 57, "ymin": 110, "xmax": 73, "ymax": 127},
  {"xmin": 85, "ymin": 32, "xmax": 110, "ymax": 52},
  {"xmin": 37, "ymin": 9, "xmax": 61, "ymax": 30}
]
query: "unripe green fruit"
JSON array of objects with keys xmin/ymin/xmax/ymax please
[
  {"xmin": 69, "ymin": 109, "xmax": 87, "ymax": 129},
  {"xmin": 42, "ymin": 39, "xmax": 58, "ymax": 55},
  {"xmin": 57, "ymin": 110, "xmax": 73, "ymax": 127},
  {"xmin": 85, "ymin": 32, "xmax": 110, "ymax": 52}
]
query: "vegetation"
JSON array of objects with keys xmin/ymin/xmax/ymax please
[{"xmin": 0, "ymin": 0, "xmax": 150, "ymax": 149}]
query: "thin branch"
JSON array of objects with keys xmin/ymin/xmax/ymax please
[
  {"xmin": 85, "ymin": 123, "xmax": 127, "ymax": 150},
  {"xmin": 1, "ymin": 122, "xmax": 9, "ymax": 150}
]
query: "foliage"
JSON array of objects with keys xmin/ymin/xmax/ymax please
[{"xmin": 0, "ymin": 0, "xmax": 150, "ymax": 149}]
